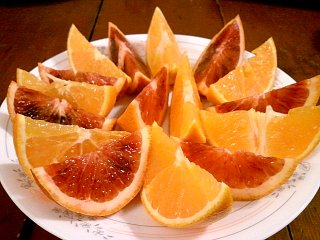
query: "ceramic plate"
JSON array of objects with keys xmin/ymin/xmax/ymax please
[{"xmin": 0, "ymin": 35, "xmax": 319, "ymax": 240}]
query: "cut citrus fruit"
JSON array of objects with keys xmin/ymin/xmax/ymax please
[
  {"xmin": 17, "ymin": 69, "xmax": 117, "ymax": 117},
  {"xmin": 38, "ymin": 63, "xmax": 126, "ymax": 95},
  {"xmin": 208, "ymin": 76, "xmax": 320, "ymax": 114},
  {"xmin": 206, "ymin": 38, "xmax": 277, "ymax": 104},
  {"xmin": 200, "ymin": 106, "xmax": 320, "ymax": 161},
  {"xmin": 117, "ymin": 67, "xmax": 169, "ymax": 132},
  {"xmin": 108, "ymin": 22, "xmax": 151, "ymax": 94},
  {"xmin": 144, "ymin": 122, "xmax": 179, "ymax": 186},
  {"xmin": 181, "ymin": 141, "xmax": 298, "ymax": 200},
  {"xmin": 7, "ymin": 81, "xmax": 115, "ymax": 129},
  {"xmin": 194, "ymin": 15, "xmax": 245, "ymax": 96},
  {"xmin": 147, "ymin": 7, "xmax": 182, "ymax": 84},
  {"xmin": 32, "ymin": 127, "xmax": 150, "ymax": 216},
  {"xmin": 170, "ymin": 54, "xmax": 206, "ymax": 143},
  {"xmin": 141, "ymin": 147, "xmax": 232, "ymax": 227},
  {"xmin": 67, "ymin": 24, "xmax": 131, "ymax": 89},
  {"xmin": 13, "ymin": 114, "xmax": 129, "ymax": 178}
]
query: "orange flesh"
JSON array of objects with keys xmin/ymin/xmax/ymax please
[
  {"xmin": 181, "ymin": 141, "xmax": 284, "ymax": 189},
  {"xmin": 43, "ymin": 132, "xmax": 142, "ymax": 202}
]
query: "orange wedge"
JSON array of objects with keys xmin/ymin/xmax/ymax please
[
  {"xmin": 13, "ymin": 114, "xmax": 129, "ymax": 178},
  {"xmin": 117, "ymin": 67, "xmax": 169, "ymax": 132},
  {"xmin": 194, "ymin": 15, "xmax": 245, "ymax": 96},
  {"xmin": 67, "ymin": 24, "xmax": 131, "ymax": 90},
  {"xmin": 206, "ymin": 38, "xmax": 277, "ymax": 104},
  {"xmin": 16, "ymin": 69, "xmax": 117, "ymax": 117},
  {"xmin": 170, "ymin": 54, "xmax": 206, "ymax": 143},
  {"xmin": 141, "ymin": 147, "xmax": 232, "ymax": 227},
  {"xmin": 200, "ymin": 106, "xmax": 320, "ymax": 161},
  {"xmin": 147, "ymin": 7, "xmax": 182, "ymax": 84}
]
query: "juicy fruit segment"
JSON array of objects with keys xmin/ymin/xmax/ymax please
[
  {"xmin": 181, "ymin": 141, "xmax": 298, "ymax": 200},
  {"xmin": 32, "ymin": 127, "xmax": 150, "ymax": 216},
  {"xmin": 117, "ymin": 67, "xmax": 169, "ymax": 132},
  {"xmin": 264, "ymin": 106, "xmax": 320, "ymax": 160},
  {"xmin": 13, "ymin": 114, "xmax": 128, "ymax": 178},
  {"xmin": 209, "ymin": 76, "xmax": 320, "ymax": 114},
  {"xmin": 200, "ymin": 106, "xmax": 320, "ymax": 161},
  {"xmin": 108, "ymin": 22, "xmax": 151, "ymax": 94},
  {"xmin": 207, "ymin": 38, "xmax": 277, "ymax": 104},
  {"xmin": 17, "ymin": 69, "xmax": 117, "ymax": 117},
  {"xmin": 147, "ymin": 7, "xmax": 182, "ymax": 83},
  {"xmin": 7, "ymin": 82, "xmax": 115, "ymax": 129},
  {"xmin": 38, "ymin": 63, "xmax": 126, "ymax": 95},
  {"xmin": 194, "ymin": 15, "xmax": 245, "ymax": 96},
  {"xmin": 200, "ymin": 109, "xmax": 257, "ymax": 152},
  {"xmin": 67, "ymin": 24, "xmax": 131, "ymax": 88},
  {"xmin": 141, "ymin": 148, "xmax": 232, "ymax": 227},
  {"xmin": 170, "ymin": 54, "xmax": 206, "ymax": 143},
  {"xmin": 144, "ymin": 123, "xmax": 179, "ymax": 186}
]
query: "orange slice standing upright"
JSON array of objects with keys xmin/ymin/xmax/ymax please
[
  {"xmin": 194, "ymin": 15, "xmax": 245, "ymax": 96},
  {"xmin": 117, "ymin": 67, "xmax": 169, "ymax": 132},
  {"xmin": 67, "ymin": 24, "xmax": 131, "ymax": 90},
  {"xmin": 147, "ymin": 7, "xmax": 182, "ymax": 84},
  {"xmin": 170, "ymin": 54, "xmax": 206, "ymax": 143},
  {"xmin": 108, "ymin": 22, "xmax": 151, "ymax": 94},
  {"xmin": 206, "ymin": 38, "xmax": 277, "ymax": 104}
]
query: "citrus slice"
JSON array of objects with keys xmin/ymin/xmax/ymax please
[
  {"xmin": 67, "ymin": 24, "xmax": 131, "ymax": 88},
  {"xmin": 147, "ymin": 7, "xmax": 182, "ymax": 84},
  {"xmin": 38, "ymin": 63, "xmax": 126, "ymax": 95},
  {"xmin": 200, "ymin": 106, "xmax": 320, "ymax": 161},
  {"xmin": 170, "ymin": 54, "xmax": 206, "ymax": 143},
  {"xmin": 208, "ymin": 76, "xmax": 320, "ymax": 114},
  {"xmin": 32, "ymin": 127, "xmax": 150, "ymax": 216},
  {"xmin": 193, "ymin": 15, "xmax": 245, "ymax": 96},
  {"xmin": 13, "ymin": 114, "xmax": 129, "ymax": 178},
  {"xmin": 141, "ymin": 147, "xmax": 232, "ymax": 227},
  {"xmin": 181, "ymin": 141, "xmax": 298, "ymax": 200},
  {"xmin": 108, "ymin": 22, "xmax": 151, "ymax": 94},
  {"xmin": 206, "ymin": 38, "xmax": 277, "ymax": 104},
  {"xmin": 144, "ymin": 122, "xmax": 179, "ymax": 186},
  {"xmin": 17, "ymin": 69, "xmax": 117, "ymax": 117},
  {"xmin": 7, "ymin": 81, "xmax": 116, "ymax": 129},
  {"xmin": 117, "ymin": 67, "xmax": 169, "ymax": 132}
]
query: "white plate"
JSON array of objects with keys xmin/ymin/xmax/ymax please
[{"xmin": 1, "ymin": 34, "xmax": 319, "ymax": 240}]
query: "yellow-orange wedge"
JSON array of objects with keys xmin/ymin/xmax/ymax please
[{"xmin": 206, "ymin": 38, "xmax": 277, "ymax": 104}]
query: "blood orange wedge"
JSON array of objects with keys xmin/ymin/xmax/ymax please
[
  {"xmin": 147, "ymin": 7, "xmax": 182, "ymax": 84},
  {"xmin": 170, "ymin": 54, "xmax": 206, "ymax": 143},
  {"xmin": 144, "ymin": 122, "xmax": 179, "ymax": 186},
  {"xmin": 32, "ymin": 127, "xmax": 150, "ymax": 216},
  {"xmin": 141, "ymin": 147, "xmax": 232, "ymax": 227},
  {"xmin": 117, "ymin": 67, "xmax": 169, "ymax": 132},
  {"xmin": 38, "ymin": 63, "xmax": 126, "ymax": 95},
  {"xmin": 16, "ymin": 69, "xmax": 117, "ymax": 117},
  {"xmin": 7, "ymin": 81, "xmax": 115, "ymax": 129},
  {"xmin": 180, "ymin": 141, "xmax": 298, "ymax": 200},
  {"xmin": 200, "ymin": 106, "xmax": 320, "ymax": 161},
  {"xmin": 67, "ymin": 24, "xmax": 131, "ymax": 89},
  {"xmin": 193, "ymin": 15, "xmax": 245, "ymax": 96},
  {"xmin": 13, "ymin": 114, "xmax": 128, "ymax": 178},
  {"xmin": 206, "ymin": 38, "xmax": 277, "ymax": 104},
  {"xmin": 108, "ymin": 22, "xmax": 151, "ymax": 94},
  {"xmin": 208, "ymin": 76, "xmax": 320, "ymax": 114}
]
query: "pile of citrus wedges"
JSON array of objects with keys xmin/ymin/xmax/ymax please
[{"xmin": 7, "ymin": 7, "xmax": 320, "ymax": 228}]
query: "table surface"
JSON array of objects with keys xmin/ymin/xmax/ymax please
[{"xmin": 0, "ymin": 0, "xmax": 320, "ymax": 239}]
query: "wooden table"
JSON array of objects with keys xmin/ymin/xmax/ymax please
[{"xmin": 0, "ymin": 0, "xmax": 319, "ymax": 239}]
